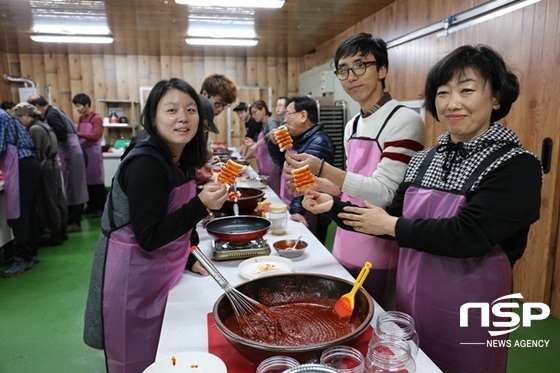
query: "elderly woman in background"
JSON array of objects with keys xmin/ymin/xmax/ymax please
[
  {"xmin": 13, "ymin": 102, "xmax": 67, "ymax": 246},
  {"xmin": 303, "ymin": 45, "xmax": 542, "ymax": 372}
]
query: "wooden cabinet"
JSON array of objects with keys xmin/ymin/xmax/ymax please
[{"xmin": 96, "ymin": 99, "xmax": 139, "ymax": 146}]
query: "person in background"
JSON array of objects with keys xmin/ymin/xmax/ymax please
[
  {"xmin": 244, "ymin": 100, "xmax": 281, "ymax": 194},
  {"xmin": 0, "ymin": 107, "xmax": 41, "ymax": 277},
  {"xmin": 28, "ymin": 95, "xmax": 88, "ymax": 232},
  {"xmin": 1, "ymin": 101, "xmax": 16, "ymax": 117},
  {"xmin": 73, "ymin": 93, "xmax": 105, "ymax": 218},
  {"xmin": 83, "ymin": 78, "xmax": 228, "ymax": 372},
  {"xmin": 275, "ymin": 96, "xmax": 288, "ymax": 125},
  {"xmin": 199, "ymin": 73, "xmax": 238, "ymax": 130},
  {"xmin": 303, "ymin": 45, "xmax": 542, "ymax": 372},
  {"xmin": 233, "ymin": 102, "xmax": 261, "ymax": 142},
  {"xmin": 285, "ymin": 33, "xmax": 425, "ymax": 310},
  {"xmin": 13, "ymin": 103, "xmax": 67, "ymax": 247},
  {"xmin": 268, "ymin": 96, "xmax": 334, "ymax": 243}
]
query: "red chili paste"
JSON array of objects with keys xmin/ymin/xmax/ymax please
[{"xmin": 224, "ymin": 296, "xmax": 361, "ymax": 346}]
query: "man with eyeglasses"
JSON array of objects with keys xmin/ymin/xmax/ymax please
[
  {"xmin": 268, "ymin": 96, "xmax": 334, "ymax": 244},
  {"xmin": 285, "ymin": 33, "xmax": 425, "ymax": 310},
  {"xmin": 199, "ymin": 74, "xmax": 238, "ymax": 134}
]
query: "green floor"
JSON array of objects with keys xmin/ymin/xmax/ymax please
[{"xmin": 0, "ymin": 219, "xmax": 557, "ymax": 372}]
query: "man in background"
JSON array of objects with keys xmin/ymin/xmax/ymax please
[
  {"xmin": 28, "ymin": 95, "xmax": 88, "ymax": 232},
  {"xmin": 233, "ymin": 102, "xmax": 261, "ymax": 142},
  {"xmin": 199, "ymin": 74, "xmax": 237, "ymax": 134},
  {"xmin": 269, "ymin": 96, "xmax": 334, "ymax": 243},
  {"xmin": 275, "ymin": 96, "xmax": 288, "ymax": 125}
]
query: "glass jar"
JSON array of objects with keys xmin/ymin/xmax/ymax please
[
  {"xmin": 284, "ymin": 364, "xmax": 341, "ymax": 372},
  {"xmin": 374, "ymin": 311, "xmax": 419, "ymax": 358},
  {"xmin": 320, "ymin": 345, "xmax": 365, "ymax": 373},
  {"xmin": 269, "ymin": 203, "xmax": 288, "ymax": 235},
  {"xmin": 365, "ymin": 335, "xmax": 416, "ymax": 373},
  {"xmin": 256, "ymin": 355, "xmax": 300, "ymax": 373}
]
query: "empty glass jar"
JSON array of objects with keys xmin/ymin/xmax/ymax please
[
  {"xmin": 320, "ymin": 345, "xmax": 365, "ymax": 373},
  {"xmin": 374, "ymin": 311, "xmax": 419, "ymax": 358},
  {"xmin": 365, "ymin": 334, "xmax": 416, "ymax": 373},
  {"xmin": 256, "ymin": 355, "xmax": 300, "ymax": 373}
]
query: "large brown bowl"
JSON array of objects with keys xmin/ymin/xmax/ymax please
[
  {"xmin": 212, "ymin": 273, "xmax": 374, "ymax": 364},
  {"xmin": 218, "ymin": 187, "xmax": 264, "ymax": 215}
]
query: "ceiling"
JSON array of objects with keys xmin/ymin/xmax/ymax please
[{"xmin": 0, "ymin": 0, "xmax": 396, "ymax": 58}]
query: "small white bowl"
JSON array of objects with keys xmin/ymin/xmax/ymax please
[{"xmin": 273, "ymin": 239, "xmax": 308, "ymax": 258}]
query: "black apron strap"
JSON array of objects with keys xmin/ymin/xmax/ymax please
[{"xmin": 461, "ymin": 143, "xmax": 516, "ymax": 193}]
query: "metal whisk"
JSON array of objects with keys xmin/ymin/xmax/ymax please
[{"xmin": 189, "ymin": 246, "xmax": 271, "ymax": 326}]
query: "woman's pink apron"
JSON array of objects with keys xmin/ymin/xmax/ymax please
[
  {"xmin": 256, "ymin": 131, "xmax": 275, "ymax": 177},
  {"xmin": 78, "ymin": 116, "xmax": 104, "ymax": 185},
  {"xmin": 0, "ymin": 143, "xmax": 21, "ymax": 219},
  {"xmin": 396, "ymin": 146, "xmax": 513, "ymax": 372},
  {"xmin": 58, "ymin": 133, "xmax": 88, "ymax": 205},
  {"xmin": 103, "ymin": 180, "xmax": 195, "ymax": 372}
]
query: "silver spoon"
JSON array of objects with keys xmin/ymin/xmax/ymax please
[{"xmin": 287, "ymin": 235, "xmax": 302, "ymax": 251}]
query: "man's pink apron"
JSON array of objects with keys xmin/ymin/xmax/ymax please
[
  {"xmin": 78, "ymin": 116, "xmax": 104, "ymax": 185},
  {"xmin": 0, "ymin": 143, "xmax": 21, "ymax": 219},
  {"xmin": 103, "ymin": 180, "xmax": 195, "ymax": 372},
  {"xmin": 332, "ymin": 110, "xmax": 402, "ymax": 309},
  {"xmin": 332, "ymin": 137, "xmax": 399, "ymax": 309},
  {"xmin": 256, "ymin": 131, "xmax": 275, "ymax": 177},
  {"xmin": 396, "ymin": 146, "xmax": 512, "ymax": 372},
  {"xmin": 58, "ymin": 133, "xmax": 88, "ymax": 205}
]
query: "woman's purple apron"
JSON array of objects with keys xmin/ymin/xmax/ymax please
[
  {"xmin": 58, "ymin": 133, "xmax": 88, "ymax": 205},
  {"xmin": 396, "ymin": 146, "xmax": 512, "ymax": 372},
  {"xmin": 103, "ymin": 180, "xmax": 196, "ymax": 372},
  {"xmin": 332, "ymin": 110, "xmax": 402, "ymax": 309},
  {"xmin": 78, "ymin": 115, "xmax": 104, "ymax": 185},
  {"xmin": 256, "ymin": 131, "xmax": 275, "ymax": 177},
  {"xmin": 0, "ymin": 142, "xmax": 21, "ymax": 219}
]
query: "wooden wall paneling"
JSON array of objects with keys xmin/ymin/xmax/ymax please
[
  {"xmin": 54, "ymin": 54, "xmax": 72, "ymax": 117},
  {"xmin": 275, "ymin": 56, "xmax": 287, "ymax": 98},
  {"xmin": 287, "ymin": 57, "xmax": 299, "ymax": 97},
  {"xmin": 28, "ymin": 54, "xmax": 44, "ymax": 98},
  {"xmin": 0, "ymin": 52, "xmax": 11, "ymax": 100},
  {"xmin": 267, "ymin": 56, "xmax": 278, "ymax": 101},
  {"xmin": 92, "ymin": 55, "xmax": 109, "ymax": 102},
  {"xmin": 246, "ymin": 57, "xmax": 258, "ymax": 86},
  {"xmin": 514, "ymin": 0, "xmax": 560, "ymax": 311}
]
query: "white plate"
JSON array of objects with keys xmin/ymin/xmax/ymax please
[
  {"xmin": 143, "ymin": 352, "xmax": 226, "ymax": 373},
  {"xmin": 238, "ymin": 255, "xmax": 294, "ymax": 280}
]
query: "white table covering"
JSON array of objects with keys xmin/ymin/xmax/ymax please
[{"xmin": 156, "ymin": 174, "xmax": 442, "ymax": 372}]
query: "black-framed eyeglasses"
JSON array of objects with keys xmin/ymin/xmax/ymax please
[
  {"xmin": 209, "ymin": 97, "xmax": 227, "ymax": 109},
  {"xmin": 284, "ymin": 110, "xmax": 301, "ymax": 119},
  {"xmin": 334, "ymin": 61, "xmax": 377, "ymax": 81}
]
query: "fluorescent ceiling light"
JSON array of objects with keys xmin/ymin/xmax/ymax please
[
  {"xmin": 186, "ymin": 38, "xmax": 258, "ymax": 46},
  {"xmin": 176, "ymin": 0, "xmax": 285, "ymax": 9},
  {"xmin": 188, "ymin": 26, "xmax": 256, "ymax": 39},
  {"xmin": 32, "ymin": 24, "xmax": 111, "ymax": 35},
  {"xmin": 437, "ymin": 0, "xmax": 541, "ymax": 37},
  {"xmin": 30, "ymin": 0, "xmax": 111, "ymax": 38},
  {"xmin": 31, "ymin": 35, "xmax": 114, "ymax": 44}
]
